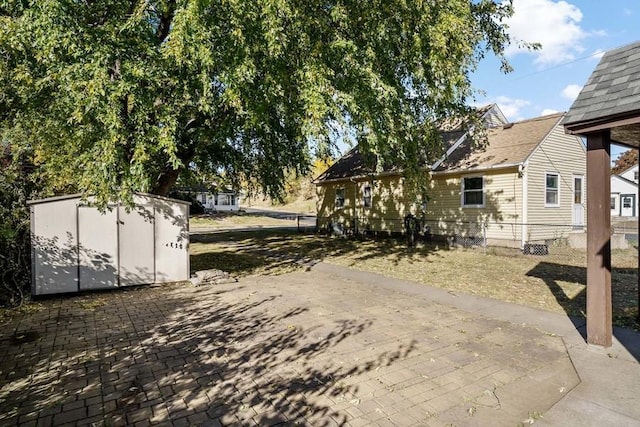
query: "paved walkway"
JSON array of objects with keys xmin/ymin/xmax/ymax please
[{"xmin": 0, "ymin": 263, "xmax": 638, "ymax": 426}]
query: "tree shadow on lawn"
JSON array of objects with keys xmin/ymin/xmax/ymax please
[
  {"xmin": 0, "ymin": 282, "xmax": 415, "ymax": 425},
  {"xmin": 190, "ymin": 228, "xmax": 448, "ymax": 276},
  {"xmin": 526, "ymin": 261, "xmax": 639, "ymax": 361}
]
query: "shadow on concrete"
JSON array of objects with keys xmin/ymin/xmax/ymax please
[{"xmin": 0, "ymin": 282, "xmax": 415, "ymax": 425}]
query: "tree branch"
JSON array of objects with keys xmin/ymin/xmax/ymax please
[{"xmin": 156, "ymin": 0, "xmax": 176, "ymax": 44}]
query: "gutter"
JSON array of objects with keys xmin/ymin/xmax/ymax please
[
  {"xmin": 430, "ymin": 162, "xmax": 522, "ymax": 176},
  {"xmin": 316, "ymin": 161, "xmax": 523, "ymax": 182},
  {"xmin": 314, "ymin": 170, "xmax": 403, "ymax": 185}
]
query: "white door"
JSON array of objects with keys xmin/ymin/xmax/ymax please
[
  {"xmin": 78, "ymin": 206, "xmax": 119, "ymax": 289},
  {"xmin": 621, "ymin": 194, "xmax": 635, "ymax": 217},
  {"xmin": 573, "ymin": 176, "xmax": 584, "ymax": 227},
  {"xmin": 118, "ymin": 202, "xmax": 155, "ymax": 286}
]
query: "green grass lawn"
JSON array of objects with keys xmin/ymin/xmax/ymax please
[{"xmin": 190, "ymin": 229, "xmax": 639, "ymax": 331}]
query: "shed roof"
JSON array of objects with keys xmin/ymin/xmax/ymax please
[
  {"xmin": 27, "ymin": 192, "xmax": 191, "ymax": 206},
  {"xmin": 563, "ymin": 41, "xmax": 640, "ymax": 146}
]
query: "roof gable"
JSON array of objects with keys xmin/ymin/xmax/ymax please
[
  {"xmin": 435, "ymin": 113, "xmax": 565, "ymax": 173},
  {"xmin": 611, "ymin": 173, "xmax": 638, "ymax": 188},
  {"xmin": 618, "ymin": 163, "xmax": 639, "ymax": 179}
]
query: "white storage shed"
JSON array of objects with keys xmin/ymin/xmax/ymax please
[{"xmin": 29, "ymin": 193, "xmax": 190, "ymax": 296}]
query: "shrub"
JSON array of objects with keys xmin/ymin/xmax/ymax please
[{"xmin": 0, "ymin": 158, "xmax": 34, "ymax": 307}]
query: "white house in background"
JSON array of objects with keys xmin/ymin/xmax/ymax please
[
  {"xmin": 193, "ymin": 188, "xmax": 241, "ymax": 212},
  {"xmin": 611, "ymin": 164, "xmax": 638, "ymax": 217}
]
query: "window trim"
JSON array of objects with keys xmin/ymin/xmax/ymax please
[
  {"xmin": 335, "ymin": 187, "xmax": 345, "ymax": 209},
  {"xmin": 545, "ymin": 172, "xmax": 560, "ymax": 207},
  {"xmin": 461, "ymin": 176, "xmax": 485, "ymax": 208}
]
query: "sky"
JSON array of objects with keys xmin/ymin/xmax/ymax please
[{"xmin": 471, "ymin": 0, "xmax": 640, "ymax": 159}]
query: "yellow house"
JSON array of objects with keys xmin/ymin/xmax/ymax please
[{"xmin": 315, "ymin": 107, "xmax": 586, "ymax": 249}]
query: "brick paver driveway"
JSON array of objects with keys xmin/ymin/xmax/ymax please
[{"xmin": 0, "ymin": 266, "xmax": 577, "ymax": 426}]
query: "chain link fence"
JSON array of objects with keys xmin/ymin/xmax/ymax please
[
  {"xmin": 296, "ymin": 215, "xmax": 318, "ymax": 233},
  {"xmin": 315, "ymin": 216, "xmax": 605, "ymax": 256}
]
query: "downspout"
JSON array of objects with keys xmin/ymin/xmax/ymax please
[
  {"xmin": 349, "ymin": 177, "xmax": 358, "ymax": 234},
  {"xmin": 521, "ymin": 162, "xmax": 528, "ymax": 248}
]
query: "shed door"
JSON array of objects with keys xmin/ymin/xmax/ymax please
[
  {"xmin": 154, "ymin": 200, "xmax": 189, "ymax": 282},
  {"xmin": 118, "ymin": 205, "xmax": 155, "ymax": 286},
  {"xmin": 78, "ymin": 206, "xmax": 118, "ymax": 290}
]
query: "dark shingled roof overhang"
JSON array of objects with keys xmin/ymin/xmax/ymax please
[{"xmin": 563, "ymin": 41, "xmax": 640, "ymax": 147}]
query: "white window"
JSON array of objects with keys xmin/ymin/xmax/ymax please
[
  {"xmin": 335, "ymin": 188, "xmax": 345, "ymax": 208},
  {"xmin": 462, "ymin": 177, "xmax": 484, "ymax": 207},
  {"xmin": 545, "ymin": 173, "xmax": 559, "ymax": 207},
  {"xmin": 362, "ymin": 185, "xmax": 372, "ymax": 208}
]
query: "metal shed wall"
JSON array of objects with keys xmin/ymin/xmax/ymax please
[{"xmin": 29, "ymin": 194, "xmax": 190, "ymax": 296}]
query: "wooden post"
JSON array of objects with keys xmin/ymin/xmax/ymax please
[{"xmin": 586, "ymin": 131, "xmax": 612, "ymax": 347}]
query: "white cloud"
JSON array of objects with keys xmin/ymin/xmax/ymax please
[
  {"xmin": 494, "ymin": 96, "xmax": 531, "ymax": 121},
  {"xmin": 504, "ymin": 0, "xmax": 588, "ymax": 65},
  {"xmin": 561, "ymin": 84, "xmax": 583, "ymax": 100},
  {"xmin": 541, "ymin": 108, "xmax": 559, "ymax": 116}
]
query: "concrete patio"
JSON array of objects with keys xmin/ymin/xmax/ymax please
[{"xmin": 0, "ymin": 263, "xmax": 638, "ymax": 426}]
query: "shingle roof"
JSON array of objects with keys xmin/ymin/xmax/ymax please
[
  {"xmin": 314, "ymin": 105, "xmax": 496, "ymax": 182},
  {"xmin": 314, "ymin": 130, "xmax": 465, "ymax": 182},
  {"xmin": 563, "ymin": 41, "xmax": 640, "ymax": 127},
  {"xmin": 315, "ymin": 113, "xmax": 564, "ymax": 182},
  {"xmin": 435, "ymin": 113, "xmax": 564, "ymax": 172}
]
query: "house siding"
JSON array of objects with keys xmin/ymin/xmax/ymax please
[
  {"xmin": 426, "ymin": 168, "xmax": 523, "ymax": 245},
  {"xmin": 611, "ymin": 175, "xmax": 638, "ymax": 217},
  {"xmin": 619, "ymin": 164, "xmax": 639, "ymax": 183},
  {"xmin": 314, "ymin": 115, "xmax": 586, "ymax": 249},
  {"xmin": 317, "ymin": 175, "xmax": 410, "ymax": 234},
  {"xmin": 317, "ymin": 168, "xmax": 525, "ymax": 244},
  {"xmin": 525, "ymin": 124, "xmax": 586, "ymax": 242}
]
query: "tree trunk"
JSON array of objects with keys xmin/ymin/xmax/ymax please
[
  {"xmin": 152, "ymin": 131, "xmax": 199, "ymax": 196},
  {"xmin": 152, "ymin": 166, "xmax": 182, "ymax": 196}
]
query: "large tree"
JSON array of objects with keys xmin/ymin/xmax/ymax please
[
  {"xmin": 0, "ymin": 0, "xmax": 518, "ymax": 205},
  {"xmin": 612, "ymin": 149, "xmax": 638, "ymax": 175}
]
